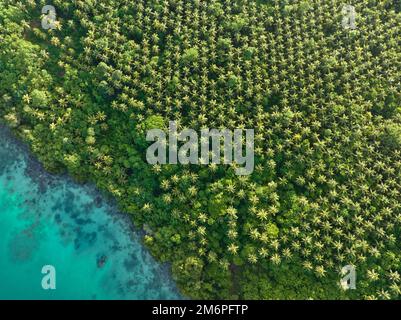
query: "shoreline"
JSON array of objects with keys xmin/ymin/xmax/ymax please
[{"xmin": 0, "ymin": 122, "xmax": 182, "ymax": 300}]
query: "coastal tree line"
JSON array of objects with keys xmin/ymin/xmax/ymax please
[{"xmin": 1, "ymin": 0, "xmax": 401, "ymax": 299}]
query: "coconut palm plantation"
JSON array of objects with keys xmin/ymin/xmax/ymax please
[{"xmin": 1, "ymin": 0, "xmax": 401, "ymax": 299}]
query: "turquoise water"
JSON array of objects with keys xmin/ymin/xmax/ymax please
[{"xmin": 0, "ymin": 126, "xmax": 181, "ymax": 300}]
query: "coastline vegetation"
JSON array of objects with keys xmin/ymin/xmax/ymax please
[{"xmin": 1, "ymin": 0, "xmax": 401, "ymax": 299}]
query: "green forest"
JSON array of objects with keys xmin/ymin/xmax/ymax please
[{"xmin": 1, "ymin": 0, "xmax": 401, "ymax": 299}]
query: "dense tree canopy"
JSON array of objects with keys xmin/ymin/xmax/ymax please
[{"xmin": 1, "ymin": 0, "xmax": 401, "ymax": 299}]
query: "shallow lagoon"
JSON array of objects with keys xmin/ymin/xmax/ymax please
[{"xmin": 0, "ymin": 125, "xmax": 181, "ymax": 299}]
